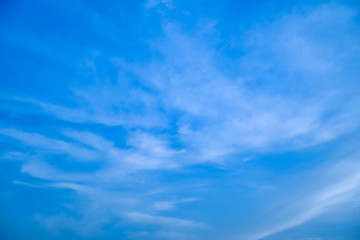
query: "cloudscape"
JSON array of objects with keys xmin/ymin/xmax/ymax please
[{"xmin": 1, "ymin": 0, "xmax": 360, "ymax": 239}]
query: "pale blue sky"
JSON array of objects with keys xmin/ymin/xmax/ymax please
[{"xmin": 1, "ymin": 0, "xmax": 360, "ymax": 239}]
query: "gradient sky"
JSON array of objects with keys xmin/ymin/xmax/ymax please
[{"xmin": 1, "ymin": 0, "xmax": 360, "ymax": 239}]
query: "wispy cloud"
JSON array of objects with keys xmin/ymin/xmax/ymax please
[
  {"xmin": 125, "ymin": 211, "xmax": 208, "ymax": 229},
  {"xmin": 242, "ymin": 144, "xmax": 360, "ymax": 240},
  {"xmin": 151, "ymin": 198, "xmax": 199, "ymax": 211},
  {"xmin": 145, "ymin": 0, "xmax": 173, "ymax": 9},
  {"xmin": 1, "ymin": 1, "xmax": 360, "ymax": 239},
  {"xmin": 15, "ymin": 3, "xmax": 360, "ymax": 160},
  {"xmin": 0, "ymin": 128, "xmax": 99, "ymax": 161}
]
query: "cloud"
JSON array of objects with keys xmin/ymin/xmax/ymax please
[
  {"xmin": 62, "ymin": 129, "xmax": 115, "ymax": 151},
  {"xmin": 151, "ymin": 198, "xmax": 199, "ymax": 211},
  {"xmin": 125, "ymin": 211, "xmax": 208, "ymax": 229},
  {"xmin": 19, "ymin": 7, "xmax": 359, "ymax": 162},
  {"xmin": 130, "ymin": 7, "xmax": 355, "ymax": 162},
  {"xmin": 242, "ymin": 145, "xmax": 360, "ymax": 240},
  {"xmin": 0, "ymin": 151, "xmax": 29, "ymax": 160},
  {"xmin": 145, "ymin": 0, "xmax": 173, "ymax": 9},
  {"xmin": 36, "ymin": 212, "xmax": 109, "ymax": 237},
  {"xmin": 1, "ymin": 2, "xmax": 360, "ymax": 239},
  {"xmin": 0, "ymin": 128, "xmax": 99, "ymax": 161},
  {"xmin": 1, "ymin": 128, "xmax": 181, "ymax": 171},
  {"xmin": 12, "ymin": 180, "xmax": 44, "ymax": 189},
  {"xmin": 14, "ymin": 92, "xmax": 165, "ymax": 128},
  {"xmin": 13, "ymin": 3, "xmax": 360, "ymax": 164},
  {"xmin": 127, "ymin": 131, "xmax": 185, "ymax": 158}
]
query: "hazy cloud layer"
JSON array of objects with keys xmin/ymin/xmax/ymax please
[{"xmin": 1, "ymin": 1, "xmax": 360, "ymax": 240}]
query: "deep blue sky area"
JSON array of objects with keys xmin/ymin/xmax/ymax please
[{"xmin": 1, "ymin": 1, "xmax": 360, "ymax": 240}]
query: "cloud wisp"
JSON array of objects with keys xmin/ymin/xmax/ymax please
[{"xmin": 1, "ymin": 1, "xmax": 360, "ymax": 240}]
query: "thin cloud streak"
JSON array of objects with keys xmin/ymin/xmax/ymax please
[{"xmin": 0, "ymin": 1, "xmax": 359, "ymax": 239}]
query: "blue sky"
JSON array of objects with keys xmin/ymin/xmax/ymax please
[{"xmin": 1, "ymin": 0, "xmax": 360, "ymax": 239}]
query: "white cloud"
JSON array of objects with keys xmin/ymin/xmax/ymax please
[
  {"xmin": 62, "ymin": 130, "xmax": 115, "ymax": 151},
  {"xmin": 36, "ymin": 212, "xmax": 109, "ymax": 237},
  {"xmin": 2, "ymin": 2, "xmax": 360, "ymax": 239},
  {"xmin": 242, "ymin": 147, "xmax": 360, "ymax": 240},
  {"xmin": 13, "ymin": 83, "xmax": 165, "ymax": 128},
  {"xmin": 15, "ymin": 3, "xmax": 360, "ymax": 162},
  {"xmin": 21, "ymin": 161, "xmax": 92, "ymax": 182},
  {"xmin": 125, "ymin": 211, "xmax": 208, "ymax": 229},
  {"xmin": 0, "ymin": 151, "xmax": 29, "ymax": 160},
  {"xmin": 0, "ymin": 128, "xmax": 99, "ymax": 161},
  {"xmin": 1, "ymin": 128, "xmax": 182, "ymax": 171},
  {"xmin": 151, "ymin": 198, "xmax": 199, "ymax": 211},
  {"xmin": 145, "ymin": 0, "xmax": 173, "ymax": 9}
]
